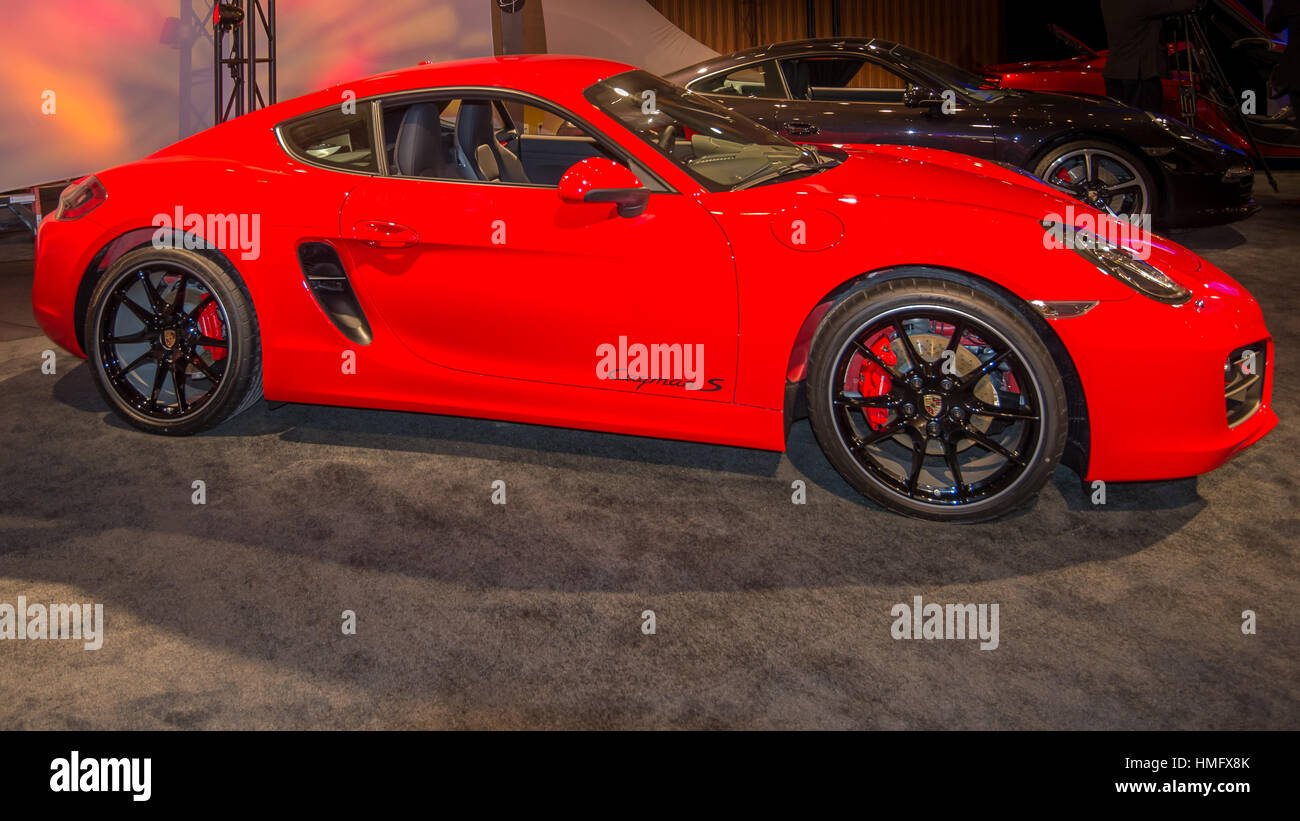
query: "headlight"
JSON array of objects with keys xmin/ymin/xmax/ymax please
[
  {"xmin": 1041, "ymin": 220, "xmax": 1192, "ymax": 305},
  {"xmin": 1144, "ymin": 112, "xmax": 1227, "ymax": 153},
  {"xmin": 1222, "ymin": 164, "xmax": 1253, "ymax": 181}
]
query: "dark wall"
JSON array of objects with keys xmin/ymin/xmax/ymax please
[
  {"xmin": 1004, "ymin": 0, "xmax": 1107, "ymax": 62},
  {"xmin": 1005, "ymin": 0, "xmax": 1270, "ymax": 62},
  {"xmin": 648, "ymin": 0, "xmax": 1005, "ymax": 70}
]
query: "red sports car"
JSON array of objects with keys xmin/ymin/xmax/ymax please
[{"xmin": 31, "ymin": 56, "xmax": 1276, "ymax": 521}]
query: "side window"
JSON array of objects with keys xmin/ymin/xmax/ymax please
[
  {"xmin": 781, "ymin": 56, "xmax": 908, "ymax": 103},
  {"xmin": 378, "ymin": 93, "xmax": 665, "ymax": 191},
  {"xmin": 521, "ymin": 105, "xmax": 595, "ymax": 137},
  {"xmin": 691, "ymin": 60, "xmax": 786, "ymax": 98},
  {"xmin": 280, "ymin": 105, "xmax": 378, "ymax": 172},
  {"xmin": 511, "ymin": 104, "xmax": 671, "ymax": 189},
  {"xmin": 381, "ymin": 96, "xmax": 517, "ymax": 182}
]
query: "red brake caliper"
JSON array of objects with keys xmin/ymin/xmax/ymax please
[
  {"xmin": 197, "ymin": 302, "xmax": 226, "ymax": 361},
  {"xmin": 857, "ymin": 337, "xmax": 897, "ymax": 430}
]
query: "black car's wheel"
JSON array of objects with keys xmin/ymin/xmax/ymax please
[
  {"xmin": 806, "ymin": 276, "xmax": 1068, "ymax": 522},
  {"xmin": 1033, "ymin": 140, "xmax": 1156, "ymax": 220},
  {"xmin": 84, "ymin": 246, "xmax": 262, "ymax": 435}
]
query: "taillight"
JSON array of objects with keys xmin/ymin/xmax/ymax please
[{"xmin": 56, "ymin": 175, "xmax": 107, "ymax": 220}]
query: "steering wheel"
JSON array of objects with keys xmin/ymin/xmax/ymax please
[
  {"xmin": 496, "ymin": 128, "xmax": 520, "ymax": 148},
  {"xmin": 658, "ymin": 124, "xmax": 678, "ymax": 151}
]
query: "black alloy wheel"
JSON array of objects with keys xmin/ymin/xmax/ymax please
[
  {"xmin": 1033, "ymin": 141, "xmax": 1156, "ymax": 220},
  {"xmin": 807, "ymin": 275, "xmax": 1068, "ymax": 521},
  {"xmin": 85, "ymin": 246, "xmax": 262, "ymax": 435},
  {"xmin": 98, "ymin": 264, "xmax": 227, "ymax": 418}
]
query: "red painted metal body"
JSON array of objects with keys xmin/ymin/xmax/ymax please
[{"xmin": 32, "ymin": 56, "xmax": 1276, "ymax": 482}]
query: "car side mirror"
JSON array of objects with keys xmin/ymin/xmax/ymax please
[
  {"xmin": 557, "ymin": 157, "xmax": 649, "ymax": 218},
  {"xmin": 904, "ymin": 83, "xmax": 945, "ymax": 111}
]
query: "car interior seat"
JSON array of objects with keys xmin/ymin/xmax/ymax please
[
  {"xmin": 393, "ymin": 103, "xmax": 449, "ymax": 178},
  {"xmin": 455, "ymin": 101, "xmax": 529, "ymax": 183}
]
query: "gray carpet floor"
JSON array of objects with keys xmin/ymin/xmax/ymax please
[{"xmin": 0, "ymin": 177, "xmax": 1296, "ymax": 729}]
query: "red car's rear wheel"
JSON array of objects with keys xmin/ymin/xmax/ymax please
[
  {"xmin": 85, "ymin": 247, "xmax": 262, "ymax": 435},
  {"xmin": 807, "ymin": 275, "xmax": 1068, "ymax": 522}
]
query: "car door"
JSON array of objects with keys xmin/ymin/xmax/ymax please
[
  {"xmin": 338, "ymin": 92, "xmax": 738, "ymax": 402},
  {"xmin": 773, "ymin": 54, "xmax": 1000, "ymax": 158}
]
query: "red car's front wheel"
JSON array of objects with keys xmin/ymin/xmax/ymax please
[
  {"xmin": 84, "ymin": 247, "xmax": 263, "ymax": 435},
  {"xmin": 807, "ymin": 275, "xmax": 1069, "ymax": 522}
]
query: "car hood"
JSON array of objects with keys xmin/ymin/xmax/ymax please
[
  {"xmin": 747, "ymin": 144, "xmax": 1203, "ymax": 274},
  {"xmin": 814, "ymin": 144, "xmax": 1090, "ymax": 221}
]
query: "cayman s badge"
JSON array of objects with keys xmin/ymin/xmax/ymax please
[{"xmin": 923, "ymin": 394, "xmax": 944, "ymax": 418}]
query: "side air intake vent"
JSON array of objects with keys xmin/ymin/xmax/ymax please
[{"xmin": 297, "ymin": 242, "xmax": 372, "ymax": 345}]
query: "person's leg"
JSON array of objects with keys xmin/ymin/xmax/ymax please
[
  {"xmin": 1105, "ymin": 78, "xmax": 1128, "ymax": 103},
  {"xmin": 1122, "ymin": 78, "xmax": 1143, "ymax": 107},
  {"xmin": 1135, "ymin": 78, "xmax": 1164, "ymax": 114}
]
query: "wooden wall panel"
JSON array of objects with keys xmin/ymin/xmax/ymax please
[{"xmin": 646, "ymin": 0, "xmax": 1005, "ymax": 77}]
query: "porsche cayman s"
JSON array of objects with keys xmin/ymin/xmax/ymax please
[{"xmin": 32, "ymin": 56, "xmax": 1276, "ymax": 521}]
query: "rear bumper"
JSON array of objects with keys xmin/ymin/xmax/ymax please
[
  {"xmin": 1053, "ymin": 266, "xmax": 1276, "ymax": 482},
  {"xmin": 31, "ymin": 214, "xmax": 114, "ymax": 358}
]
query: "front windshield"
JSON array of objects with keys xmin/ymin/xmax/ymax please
[
  {"xmin": 887, "ymin": 43, "xmax": 1012, "ymax": 102},
  {"xmin": 583, "ymin": 69, "xmax": 839, "ymax": 191}
]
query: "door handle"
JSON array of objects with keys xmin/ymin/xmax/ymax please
[
  {"xmin": 353, "ymin": 220, "xmax": 419, "ymax": 248},
  {"xmin": 782, "ymin": 120, "xmax": 819, "ymax": 136}
]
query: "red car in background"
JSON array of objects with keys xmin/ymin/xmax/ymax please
[
  {"xmin": 986, "ymin": 0, "xmax": 1300, "ymax": 159},
  {"xmin": 31, "ymin": 56, "xmax": 1275, "ymax": 521}
]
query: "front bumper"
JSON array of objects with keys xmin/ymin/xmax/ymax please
[
  {"xmin": 1160, "ymin": 170, "xmax": 1259, "ymax": 228},
  {"xmin": 1051, "ymin": 263, "xmax": 1276, "ymax": 482},
  {"xmin": 1153, "ymin": 148, "xmax": 1259, "ymax": 228}
]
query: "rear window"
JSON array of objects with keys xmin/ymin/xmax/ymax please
[{"xmin": 280, "ymin": 105, "xmax": 378, "ymax": 173}]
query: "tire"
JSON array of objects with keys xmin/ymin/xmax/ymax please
[
  {"xmin": 1032, "ymin": 140, "xmax": 1157, "ymax": 222},
  {"xmin": 84, "ymin": 246, "xmax": 263, "ymax": 436},
  {"xmin": 806, "ymin": 275, "xmax": 1068, "ymax": 522}
]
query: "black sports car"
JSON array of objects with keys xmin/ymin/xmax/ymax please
[{"xmin": 665, "ymin": 38, "xmax": 1258, "ymax": 228}]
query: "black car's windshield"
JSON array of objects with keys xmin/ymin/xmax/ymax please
[
  {"xmin": 887, "ymin": 43, "xmax": 1014, "ymax": 102},
  {"xmin": 583, "ymin": 69, "xmax": 840, "ymax": 191}
]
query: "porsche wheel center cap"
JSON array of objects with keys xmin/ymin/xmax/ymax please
[
  {"xmin": 923, "ymin": 393, "xmax": 944, "ymax": 418},
  {"xmin": 162, "ymin": 329, "xmax": 178, "ymax": 350}
]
